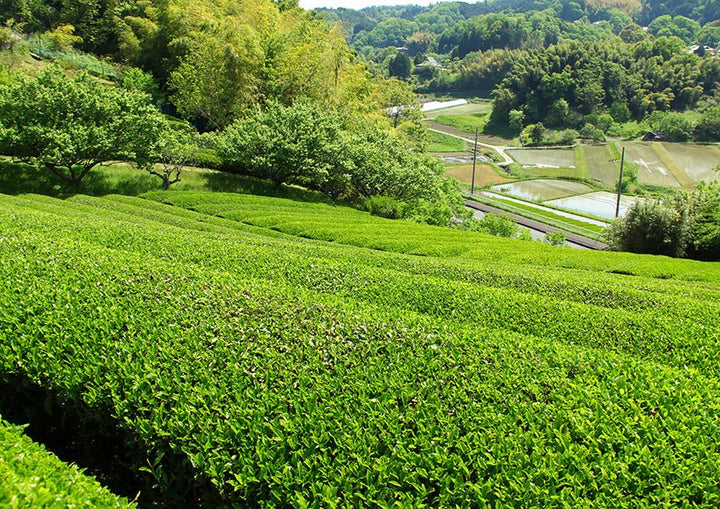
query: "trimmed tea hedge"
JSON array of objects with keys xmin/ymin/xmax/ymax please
[
  {"xmin": 2, "ymin": 192, "xmax": 720, "ymax": 506},
  {"xmin": 0, "ymin": 418, "xmax": 134, "ymax": 507}
]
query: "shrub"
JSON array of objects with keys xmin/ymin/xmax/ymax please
[
  {"xmin": 646, "ymin": 111, "xmax": 695, "ymax": 142},
  {"xmin": 606, "ymin": 198, "xmax": 692, "ymax": 257},
  {"xmin": 694, "ymin": 108, "xmax": 720, "ymax": 141},
  {"xmin": 580, "ymin": 123, "xmax": 606, "ymax": 141},
  {"xmin": 550, "ymin": 129, "xmax": 579, "ymax": 145},
  {"xmin": 520, "ymin": 123, "xmax": 545, "ymax": 146},
  {"xmin": 544, "ymin": 231, "xmax": 567, "ymax": 246},
  {"xmin": 365, "ymin": 195, "xmax": 404, "ymax": 219},
  {"xmin": 463, "ymin": 213, "xmax": 525, "ymax": 238}
]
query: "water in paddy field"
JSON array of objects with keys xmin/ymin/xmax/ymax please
[
  {"xmin": 507, "ymin": 148, "xmax": 576, "ymax": 168},
  {"xmin": 662, "ymin": 144, "xmax": 720, "ymax": 183},
  {"xmin": 584, "ymin": 145, "xmax": 619, "ymax": 186},
  {"xmin": 545, "ymin": 192, "xmax": 642, "ymax": 219},
  {"xmin": 440, "ymin": 154, "xmax": 490, "ymax": 164},
  {"xmin": 490, "ymin": 180, "xmax": 594, "ymax": 201}
]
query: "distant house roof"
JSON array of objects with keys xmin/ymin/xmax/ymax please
[
  {"xmin": 689, "ymin": 44, "xmax": 717, "ymax": 55},
  {"xmin": 426, "ymin": 56, "xmax": 441, "ymax": 68},
  {"xmin": 642, "ymin": 131, "xmax": 663, "ymax": 141}
]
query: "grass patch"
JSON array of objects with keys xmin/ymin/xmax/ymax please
[
  {"xmin": 434, "ymin": 112, "xmax": 489, "ymax": 135},
  {"xmin": 427, "ymin": 131, "xmax": 466, "ymax": 152},
  {"xmin": 574, "ymin": 145, "xmax": 589, "ymax": 178},
  {"xmin": 0, "ymin": 160, "xmax": 335, "ymax": 204},
  {"xmin": 27, "ymin": 36, "xmax": 122, "ymax": 81}
]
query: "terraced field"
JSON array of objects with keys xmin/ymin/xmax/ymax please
[{"xmin": 2, "ymin": 191, "xmax": 720, "ymax": 506}]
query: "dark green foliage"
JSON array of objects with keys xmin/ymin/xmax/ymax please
[
  {"xmin": 461, "ymin": 212, "xmax": 529, "ymax": 239},
  {"xmin": 215, "ymin": 100, "xmax": 347, "ymax": 189},
  {"xmin": 687, "ymin": 181, "xmax": 720, "ymax": 260},
  {"xmin": 544, "ymin": 230, "xmax": 567, "ymax": 246},
  {"xmin": 213, "ymin": 101, "xmax": 466, "ymax": 226},
  {"xmin": 508, "ymin": 108, "xmax": 525, "ymax": 133},
  {"xmin": 608, "ymin": 183, "xmax": 720, "ymax": 260},
  {"xmin": 646, "ymin": 111, "xmax": 695, "ymax": 141},
  {"xmin": 364, "ymin": 195, "xmax": 403, "ymax": 219},
  {"xmin": 607, "ymin": 199, "xmax": 692, "ymax": 257},
  {"xmin": 647, "ymin": 15, "xmax": 701, "ymax": 43},
  {"xmin": 388, "ymin": 51, "xmax": 412, "ymax": 79},
  {"xmin": 490, "ymin": 39, "xmax": 715, "ymax": 127},
  {"xmin": 694, "ymin": 107, "xmax": 720, "ymax": 141},
  {"xmin": 520, "ymin": 122, "xmax": 546, "ymax": 145},
  {"xmin": 609, "ymin": 101, "xmax": 631, "ymax": 123},
  {"xmin": 617, "ymin": 161, "xmax": 640, "ymax": 194},
  {"xmin": 639, "ymin": 0, "xmax": 720, "ymax": 25},
  {"xmin": 579, "ymin": 123, "xmax": 606, "ymax": 141}
]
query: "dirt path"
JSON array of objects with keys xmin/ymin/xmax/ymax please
[{"xmin": 428, "ymin": 125, "xmax": 515, "ymax": 167}]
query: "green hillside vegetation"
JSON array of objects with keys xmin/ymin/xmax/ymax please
[
  {"xmin": 319, "ymin": 2, "xmax": 720, "ymax": 145},
  {"xmin": 0, "ymin": 61, "xmax": 465, "ymax": 225},
  {"xmin": 0, "ymin": 418, "xmax": 135, "ymax": 507},
  {"xmin": 2, "ymin": 0, "xmax": 720, "ymax": 503},
  {"xmin": 0, "ymin": 0, "xmax": 474, "ymax": 224},
  {"xmin": 427, "ymin": 130, "xmax": 465, "ymax": 152},
  {"xmin": 2, "ymin": 191, "xmax": 720, "ymax": 505}
]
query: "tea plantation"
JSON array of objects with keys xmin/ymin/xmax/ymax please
[{"xmin": 1, "ymin": 191, "xmax": 720, "ymax": 506}]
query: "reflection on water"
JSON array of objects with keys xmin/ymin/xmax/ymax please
[
  {"xmin": 546, "ymin": 192, "xmax": 642, "ymax": 219},
  {"xmin": 490, "ymin": 179, "xmax": 593, "ymax": 201}
]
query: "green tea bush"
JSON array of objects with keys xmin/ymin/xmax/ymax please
[
  {"xmin": 2, "ymin": 192, "xmax": 720, "ymax": 506},
  {"xmin": 364, "ymin": 195, "xmax": 404, "ymax": 219},
  {"xmin": 0, "ymin": 419, "xmax": 134, "ymax": 507}
]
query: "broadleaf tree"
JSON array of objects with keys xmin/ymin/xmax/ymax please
[
  {"xmin": 215, "ymin": 99, "xmax": 349, "ymax": 189},
  {"xmin": 0, "ymin": 66, "xmax": 166, "ymax": 188},
  {"xmin": 146, "ymin": 125, "xmax": 198, "ymax": 190}
]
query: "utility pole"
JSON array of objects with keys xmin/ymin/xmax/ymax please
[
  {"xmin": 615, "ymin": 146, "xmax": 625, "ymax": 218},
  {"xmin": 471, "ymin": 127, "xmax": 478, "ymax": 195}
]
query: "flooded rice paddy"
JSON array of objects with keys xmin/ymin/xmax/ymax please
[
  {"xmin": 503, "ymin": 143, "xmax": 719, "ymax": 189},
  {"xmin": 623, "ymin": 142, "xmax": 680, "ymax": 188},
  {"xmin": 507, "ymin": 148, "xmax": 575, "ymax": 168},
  {"xmin": 662, "ymin": 143, "xmax": 720, "ymax": 183},
  {"xmin": 490, "ymin": 179, "xmax": 593, "ymax": 201},
  {"xmin": 584, "ymin": 145, "xmax": 619, "ymax": 185},
  {"xmin": 545, "ymin": 192, "xmax": 642, "ymax": 219}
]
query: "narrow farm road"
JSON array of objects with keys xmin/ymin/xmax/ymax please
[
  {"xmin": 428, "ymin": 125, "xmax": 515, "ymax": 166},
  {"xmin": 465, "ymin": 199, "xmax": 610, "ymax": 251},
  {"xmin": 481, "ymin": 191, "xmax": 610, "ymax": 228}
]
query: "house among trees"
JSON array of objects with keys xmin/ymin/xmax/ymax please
[
  {"xmin": 642, "ymin": 131, "xmax": 663, "ymax": 141},
  {"xmin": 689, "ymin": 44, "xmax": 718, "ymax": 56}
]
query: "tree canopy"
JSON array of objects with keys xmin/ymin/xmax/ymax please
[{"xmin": 0, "ymin": 66, "xmax": 166, "ymax": 188}]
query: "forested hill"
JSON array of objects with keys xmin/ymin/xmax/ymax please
[
  {"xmin": 1, "ymin": 0, "xmax": 478, "ymax": 226},
  {"xmin": 319, "ymin": 0, "xmax": 720, "ymax": 37},
  {"xmin": 316, "ymin": 0, "xmax": 720, "ymax": 144},
  {"xmin": 0, "ymin": 0, "xmax": 379, "ymax": 130}
]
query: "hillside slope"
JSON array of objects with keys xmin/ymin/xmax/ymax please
[{"xmin": 1, "ymin": 192, "xmax": 720, "ymax": 506}]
